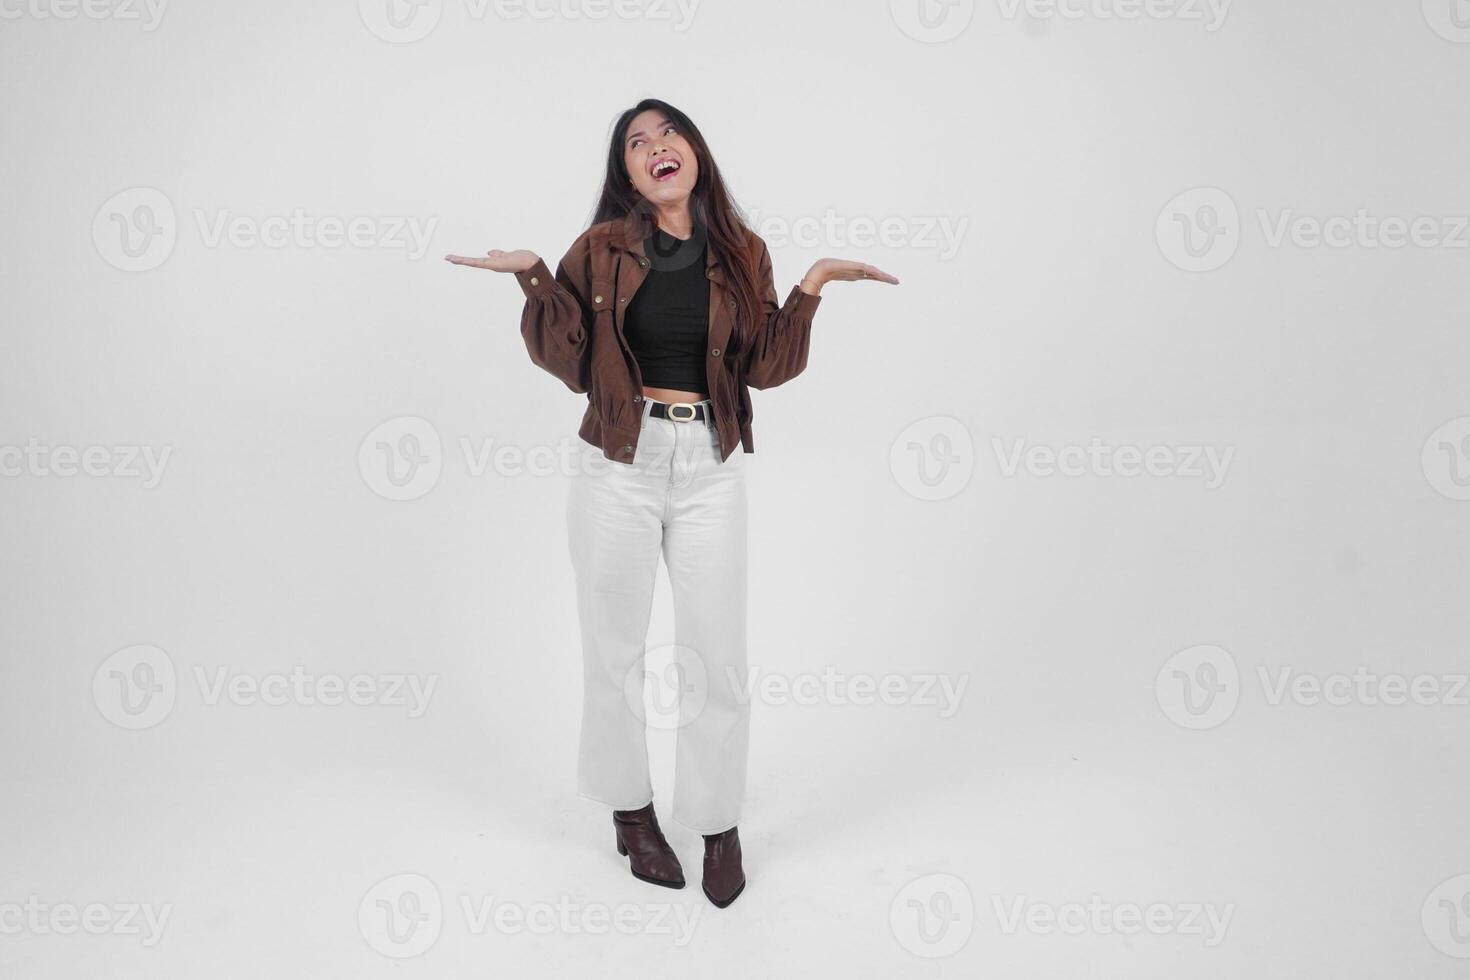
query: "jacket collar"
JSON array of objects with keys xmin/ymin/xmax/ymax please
[{"xmin": 605, "ymin": 214, "xmax": 723, "ymax": 284}]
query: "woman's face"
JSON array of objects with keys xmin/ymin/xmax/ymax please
[{"xmin": 623, "ymin": 109, "xmax": 699, "ymax": 207}]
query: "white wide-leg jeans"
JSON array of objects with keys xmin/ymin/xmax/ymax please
[{"xmin": 566, "ymin": 398, "xmax": 749, "ymax": 834}]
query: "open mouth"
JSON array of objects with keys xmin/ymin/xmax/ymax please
[{"xmin": 650, "ymin": 157, "xmax": 682, "ymax": 182}]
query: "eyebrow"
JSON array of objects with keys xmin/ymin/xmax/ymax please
[{"xmin": 626, "ymin": 118, "xmax": 673, "ymax": 144}]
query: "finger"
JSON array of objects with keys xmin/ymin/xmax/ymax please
[
  {"xmin": 864, "ymin": 265, "xmax": 900, "ymax": 284},
  {"xmin": 445, "ymin": 255, "xmax": 495, "ymax": 268}
]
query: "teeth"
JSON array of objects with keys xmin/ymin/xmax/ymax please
[{"xmin": 653, "ymin": 159, "xmax": 679, "ymax": 177}]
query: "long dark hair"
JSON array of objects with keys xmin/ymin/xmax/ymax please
[{"xmin": 590, "ymin": 98, "xmax": 762, "ymax": 357}]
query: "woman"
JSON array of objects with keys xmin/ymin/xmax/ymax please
[{"xmin": 446, "ymin": 98, "xmax": 897, "ymax": 908}]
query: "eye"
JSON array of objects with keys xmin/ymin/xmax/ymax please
[
  {"xmin": 629, "ymin": 137, "xmax": 643, "ymax": 149},
  {"xmin": 663, "ymin": 125, "xmax": 677, "ymax": 136}
]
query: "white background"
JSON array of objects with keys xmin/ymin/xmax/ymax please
[{"xmin": 3, "ymin": 0, "xmax": 1470, "ymax": 976}]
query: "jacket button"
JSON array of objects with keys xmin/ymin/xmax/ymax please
[
  {"xmin": 593, "ymin": 294, "xmax": 603, "ymax": 304},
  {"xmin": 619, "ymin": 297, "xmax": 627, "ymax": 304},
  {"xmin": 638, "ymin": 258, "xmax": 649, "ymax": 268},
  {"xmin": 728, "ymin": 298, "xmax": 737, "ymax": 309},
  {"xmin": 632, "ymin": 394, "xmax": 641, "ymax": 403},
  {"xmin": 529, "ymin": 276, "xmax": 539, "ymax": 286},
  {"xmin": 711, "ymin": 348, "xmax": 721, "ymax": 357},
  {"xmin": 623, "ymin": 444, "xmax": 633, "ymax": 454}
]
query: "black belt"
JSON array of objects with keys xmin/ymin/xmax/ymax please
[{"xmin": 647, "ymin": 400, "xmax": 710, "ymax": 423}]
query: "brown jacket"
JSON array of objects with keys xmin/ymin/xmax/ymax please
[{"xmin": 513, "ymin": 218, "xmax": 822, "ymax": 464}]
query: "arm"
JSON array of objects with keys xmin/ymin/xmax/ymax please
[
  {"xmin": 511, "ymin": 235, "xmax": 595, "ymax": 394},
  {"xmin": 743, "ymin": 239, "xmax": 824, "ymax": 390}
]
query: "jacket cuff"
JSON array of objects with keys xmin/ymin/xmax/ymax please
[
  {"xmin": 786, "ymin": 285, "xmax": 823, "ymax": 320},
  {"xmin": 515, "ymin": 258, "xmax": 555, "ymax": 299}
]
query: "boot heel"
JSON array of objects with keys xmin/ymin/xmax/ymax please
[{"xmin": 616, "ymin": 836, "xmax": 628, "ymax": 856}]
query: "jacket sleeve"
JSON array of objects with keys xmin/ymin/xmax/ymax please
[
  {"xmin": 512, "ymin": 233, "xmax": 594, "ymax": 394},
  {"xmin": 742, "ymin": 238, "xmax": 823, "ymax": 390}
]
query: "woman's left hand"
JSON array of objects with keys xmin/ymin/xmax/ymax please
[{"xmin": 800, "ymin": 258, "xmax": 900, "ymax": 295}]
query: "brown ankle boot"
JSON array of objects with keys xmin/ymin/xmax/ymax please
[
  {"xmin": 701, "ymin": 827, "xmax": 746, "ymax": 908},
  {"xmin": 613, "ymin": 804, "xmax": 685, "ymax": 889}
]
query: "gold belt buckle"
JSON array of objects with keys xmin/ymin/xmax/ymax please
[{"xmin": 667, "ymin": 402, "xmax": 697, "ymax": 422}]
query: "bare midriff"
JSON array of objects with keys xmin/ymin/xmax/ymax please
[{"xmin": 642, "ymin": 385, "xmax": 709, "ymax": 404}]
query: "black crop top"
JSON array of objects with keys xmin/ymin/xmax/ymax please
[{"xmin": 622, "ymin": 221, "xmax": 711, "ymax": 393}]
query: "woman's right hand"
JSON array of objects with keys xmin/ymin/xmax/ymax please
[{"xmin": 443, "ymin": 248, "xmax": 539, "ymax": 273}]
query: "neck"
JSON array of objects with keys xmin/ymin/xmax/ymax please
[{"xmin": 652, "ymin": 199, "xmax": 694, "ymax": 239}]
